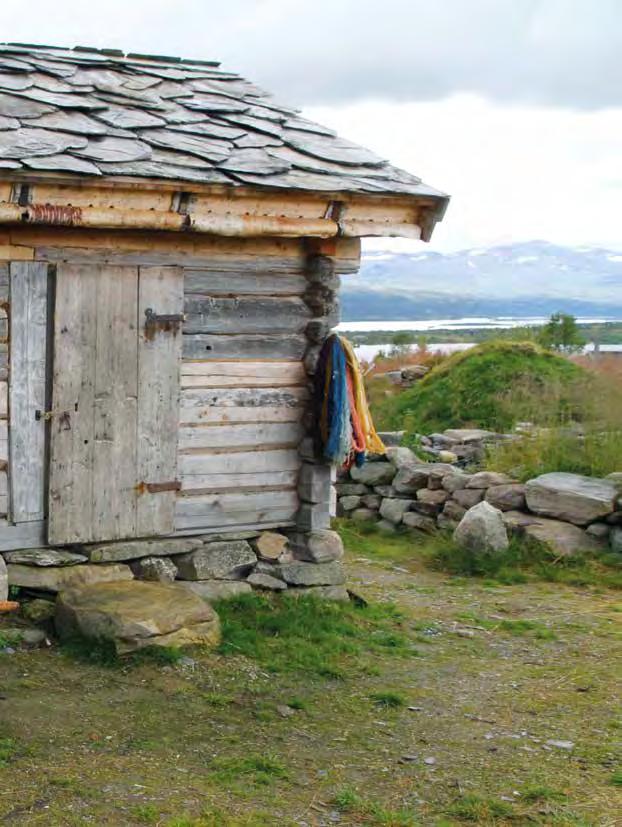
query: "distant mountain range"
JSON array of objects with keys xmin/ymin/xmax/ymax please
[{"xmin": 341, "ymin": 241, "xmax": 622, "ymax": 321}]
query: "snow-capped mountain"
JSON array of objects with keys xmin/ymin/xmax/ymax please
[{"xmin": 341, "ymin": 241, "xmax": 622, "ymax": 321}]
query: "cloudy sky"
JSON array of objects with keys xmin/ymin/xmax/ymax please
[{"xmin": 2, "ymin": 0, "xmax": 621, "ymax": 252}]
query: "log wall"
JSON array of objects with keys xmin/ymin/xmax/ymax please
[{"xmin": 0, "ymin": 226, "xmax": 360, "ymax": 547}]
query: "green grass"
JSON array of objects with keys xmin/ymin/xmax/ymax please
[
  {"xmin": 381, "ymin": 340, "xmax": 583, "ymax": 434},
  {"xmin": 337, "ymin": 519, "xmax": 622, "ymax": 590},
  {"xmin": 209, "ymin": 754, "xmax": 288, "ymax": 787},
  {"xmin": 446, "ymin": 793, "xmax": 515, "ymax": 821},
  {"xmin": 370, "ymin": 691, "xmax": 407, "ymax": 708},
  {"xmin": 60, "ymin": 635, "xmax": 186, "ymax": 667},
  {"xmin": 214, "ymin": 592, "xmax": 413, "ymax": 678},
  {"xmin": 0, "ymin": 739, "xmax": 17, "ymax": 767},
  {"xmin": 332, "ymin": 787, "xmax": 416, "ymax": 825}
]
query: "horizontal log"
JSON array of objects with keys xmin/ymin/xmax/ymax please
[
  {"xmin": 183, "ymin": 296, "xmax": 311, "ymax": 335},
  {"xmin": 176, "ymin": 489, "xmax": 298, "ymax": 518},
  {"xmin": 173, "ymin": 519, "xmax": 296, "ymax": 537},
  {"xmin": 181, "ymin": 385, "xmax": 307, "ymax": 410},
  {"xmin": 184, "ymin": 270, "xmax": 306, "ymax": 296},
  {"xmin": 180, "ymin": 448, "xmax": 300, "ymax": 477},
  {"xmin": 180, "ymin": 469, "xmax": 298, "ymax": 493},
  {"xmin": 179, "ymin": 405, "xmax": 303, "ymax": 426},
  {"xmin": 179, "ymin": 422, "xmax": 304, "ymax": 451},
  {"xmin": 180, "ymin": 360, "xmax": 306, "ymax": 389},
  {"xmin": 182, "ymin": 333, "xmax": 307, "ymax": 361},
  {"xmin": 175, "ymin": 507, "xmax": 297, "ymax": 532}
]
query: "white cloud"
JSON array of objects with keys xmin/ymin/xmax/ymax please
[{"xmin": 303, "ymin": 96, "xmax": 622, "ymax": 253}]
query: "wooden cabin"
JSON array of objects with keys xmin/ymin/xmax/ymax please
[{"xmin": 0, "ymin": 44, "xmax": 448, "ymax": 594}]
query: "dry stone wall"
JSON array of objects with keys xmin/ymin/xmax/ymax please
[{"xmin": 337, "ymin": 440, "xmax": 622, "ymax": 557}]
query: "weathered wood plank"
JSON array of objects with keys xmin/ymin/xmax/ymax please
[
  {"xmin": 183, "ymin": 296, "xmax": 311, "ymax": 335},
  {"xmin": 180, "ymin": 448, "xmax": 300, "ymax": 477},
  {"xmin": 0, "ymin": 380, "xmax": 7, "ymax": 417},
  {"xmin": 179, "ymin": 404, "xmax": 303, "ymax": 426},
  {"xmin": 0, "ymin": 518, "xmax": 46, "ymax": 551},
  {"xmin": 0, "ymin": 470, "xmax": 7, "ymax": 516},
  {"xmin": 174, "ymin": 505, "xmax": 298, "ymax": 532},
  {"xmin": 0, "ymin": 420, "xmax": 7, "ymax": 463},
  {"xmin": 179, "ymin": 422, "xmax": 303, "ymax": 451},
  {"xmin": 183, "ymin": 270, "xmax": 306, "ymax": 296},
  {"xmin": 182, "ymin": 333, "xmax": 306, "ymax": 361},
  {"xmin": 0, "ymin": 344, "xmax": 8, "ymax": 381},
  {"xmin": 173, "ymin": 519, "xmax": 296, "ymax": 537},
  {"xmin": 176, "ymin": 489, "xmax": 297, "ymax": 517},
  {"xmin": 9, "ymin": 261, "xmax": 48, "ymax": 522},
  {"xmin": 92, "ymin": 266, "xmax": 139, "ymax": 541},
  {"xmin": 180, "ymin": 469, "xmax": 298, "ymax": 493},
  {"xmin": 136, "ymin": 266, "xmax": 183, "ymax": 536},
  {"xmin": 180, "ymin": 360, "xmax": 306, "ymax": 388},
  {"xmin": 180, "ymin": 387, "xmax": 308, "ymax": 422},
  {"xmin": 48, "ymin": 263, "xmax": 99, "ymax": 545}
]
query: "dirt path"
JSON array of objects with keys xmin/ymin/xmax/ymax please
[{"xmin": 1, "ymin": 552, "xmax": 621, "ymax": 826}]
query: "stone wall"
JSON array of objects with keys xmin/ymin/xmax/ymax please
[
  {"xmin": 1, "ymin": 528, "xmax": 348, "ymax": 608},
  {"xmin": 337, "ymin": 444, "xmax": 622, "ymax": 556}
]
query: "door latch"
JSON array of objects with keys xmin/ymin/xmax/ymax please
[{"xmin": 35, "ymin": 410, "xmax": 72, "ymax": 429}]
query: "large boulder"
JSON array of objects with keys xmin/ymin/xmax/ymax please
[
  {"xmin": 485, "ymin": 484, "xmax": 526, "ymax": 511},
  {"xmin": 525, "ymin": 472, "xmax": 618, "ymax": 525},
  {"xmin": 251, "ymin": 532, "xmax": 288, "ymax": 561},
  {"xmin": 402, "ymin": 512, "xmax": 436, "ymax": 533},
  {"xmin": 522, "ymin": 518, "xmax": 605, "ymax": 557},
  {"xmin": 442, "ymin": 472, "xmax": 472, "ymax": 493},
  {"xmin": 8, "ymin": 562, "xmax": 132, "ymax": 593},
  {"xmin": 350, "ymin": 462, "xmax": 396, "ymax": 486},
  {"xmin": 454, "ymin": 501, "xmax": 509, "ymax": 553},
  {"xmin": 610, "ymin": 527, "xmax": 622, "ymax": 554},
  {"xmin": 415, "ymin": 488, "xmax": 448, "ymax": 515},
  {"xmin": 379, "ymin": 498, "xmax": 414, "ymax": 524},
  {"xmin": 175, "ymin": 541, "xmax": 257, "ymax": 580},
  {"xmin": 385, "ymin": 446, "xmax": 418, "ymax": 468},
  {"xmin": 55, "ymin": 580, "xmax": 221, "ymax": 654}
]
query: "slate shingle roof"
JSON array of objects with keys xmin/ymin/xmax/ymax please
[{"xmin": 0, "ymin": 43, "xmax": 447, "ymax": 207}]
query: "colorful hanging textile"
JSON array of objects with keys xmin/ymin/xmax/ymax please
[{"xmin": 313, "ymin": 334, "xmax": 385, "ymax": 467}]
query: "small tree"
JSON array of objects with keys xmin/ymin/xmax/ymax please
[
  {"xmin": 538, "ymin": 312, "xmax": 586, "ymax": 353},
  {"xmin": 388, "ymin": 331, "xmax": 415, "ymax": 357}
]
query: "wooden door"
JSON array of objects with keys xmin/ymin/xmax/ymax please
[{"xmin": 48, "ymin": 264, "xmax": 183, "ymax": 545}]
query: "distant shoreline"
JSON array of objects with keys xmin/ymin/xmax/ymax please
[{"xmin": 337, "ymin": 319, "xmax": 622, "ymax": 346}]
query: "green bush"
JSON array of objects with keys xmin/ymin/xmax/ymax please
[{"xmin": 382, "ymin": 340, "xmax": 583, "ymax": 434}]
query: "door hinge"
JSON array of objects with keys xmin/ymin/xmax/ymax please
[
  {"xmin": 136, "ymin": 480, "xmax": 182, "ymax": 494},
  {"xmin": 144, "ymin": 307, "xmax": 185, "ymax": 329}
]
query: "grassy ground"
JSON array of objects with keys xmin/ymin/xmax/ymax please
[{"xmin": 1, "ymin": 529, "xmax": 621, "ymax": 826}]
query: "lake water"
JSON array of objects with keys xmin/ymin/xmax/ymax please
[{"xmin": 335, "ymin": 317, "xmax": 622, "ymax": 362}]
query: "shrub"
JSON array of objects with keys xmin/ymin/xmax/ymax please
[{"xmin": 382, "ymin": 341, "xmax": 583, "ymax": 434}]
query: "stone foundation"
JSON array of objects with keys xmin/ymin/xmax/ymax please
[{"xmin": 1, "ymin": 529, "xmax": 349, "ymax": 613}]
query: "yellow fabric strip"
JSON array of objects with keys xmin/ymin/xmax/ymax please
[{"xmin": 340, "ymin": 336, "xmax": 386, "ymax": 456}]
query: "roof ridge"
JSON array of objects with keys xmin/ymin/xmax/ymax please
[{"xmin": 1, "ymin": 42, "xmax": 220, "ymax": 69}]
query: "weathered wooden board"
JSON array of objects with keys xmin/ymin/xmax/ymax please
[
  {"xmin": 48, "ymin": 263, "xmax": 99, "ymax": 544},
  {"xmin": 179, "ymin": 422, "xmax": 303, "ymax": 451},
  {"xmin": 180, "ymin": 360, "xmax": 306, "ymax": 388},
  {"xmin": 174, "ymin": 519, "xmax": 296, "ymax": 537},
  {"xmin": 184, "ymin": 270, "xmax": 306, "ymax": 296},
  {"xmin": 0, "ymin": 420, "xmax": 7, "ymax": 463},
  {"xmin": 179, "ymin": 404, "xmax": 303, "ymax": 426},
  {"xmin": 176, "ymin": 488, "xmax": 296, "ymax": 518},
  {"xmin": 180, "ymin": 448, "xmax": 300, "ymax": 477},
  {"xmin": 0, "ymin": 381, "xmax": 7, "ymax": 417},
  {"xmin": 182, "ymin": 333, "xmax": 306, "ymax": 361},
  {"xmin": 9, "ymin": 261, "xmax": 48, "ymax": 522},
  {"xmin": 180, "ymin": 385, "xmax": 307, "ymax": 414},
  {"xmin": 136, "ymin": 266, "xmax": 183, "ymax": 536},
  {"xmin": 180, "ymin": 469, "xmax": 298, "ymax": 493},
  {"xmin": 183, "ymin": 296, "xmax": 310, "ymax": 335},
  {"xmin": 175, "ymin": 510, "xmax": 297, "ymax": 532},
  {"xmin": 0, "ymin": 517, "xmax": 46, "ymax": 551},
  {"xmin": 91, "ymin": 265, "xmax": 139, "ymax": 541},
  {"xmin": 0, "ymin": 470, "xmax": 7, "ymax": 516}
]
